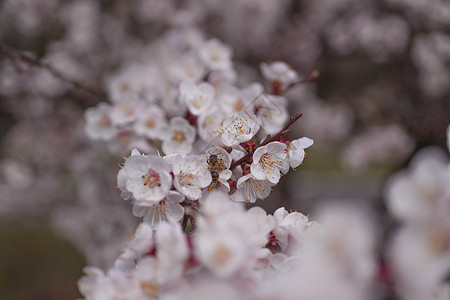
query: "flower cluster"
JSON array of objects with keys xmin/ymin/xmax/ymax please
[
  {"xmin": 1, "ymin": 2, "xmax": 449, "ymax": 299},
  {"xmin": 77, "ymin": 42, "xmax": 342, "ymax": 299},
  {"xmin": 384, "ymin": 130, "xmax": 450, "ymax": 300},
  {"xmin": 79, "ymin": 104, "xmax": 450, "ymax": 299},
  {"xmin": 115, "ymin": 105, "xmax": 312, "ymax": 221},
  {"xmin": 79, "ymin": 192, "xmax": 379, "ymax": 300},
  {"xmin": 84, "ymin": 31, "xmax": 304, "ymax": 156},
  {"xmin": 75, "ymin": 24, "xmax": 450, "ymax": 300}
]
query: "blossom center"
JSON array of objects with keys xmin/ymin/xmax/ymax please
[
  {"xmin": 259, "ymin": 153, "xmax": 273, "ymax": 166},
  {"xmin": 142, "ymin": 170, "xmax": 161, "ymax": 188},
  {"xmin": 145, "ymin": 118, "xmax": 156, "ymax": 128},
  {"xmin": 233, "ymin": 122, "xmax": 249, "ymax": 135},
  {"xmin": 234, "ymin": 99, "xmax": 244, "ymax": 112},
  {"xmin": 212, "ymin": 243, "xmax": 230, "ymax": 266},
  {"xmin": 259, "ymin": 153, "xmax": 283, "ymax": 171},
  {"xmin": 140, "ymin": 281, "xmax": 158, "ymax": 297},
  {"xmin": 210, "ymin": 52, "xmax": 220, "ymax": 62},
  {"xmin": 122, "ymin": 105, "xmax": 133, "ymax": 116},
  {"xmin": 204, "ymin": 115, "xmax": 216, "ymax": 129},
  {"xmin": 120, "ymin": 82, "xmax": 130, "ymax": 92},
  {"xmin": 178, "ymin": 172, "xmax": 195, "ymax": 186},
  {"xmin": 173, "ymin": 130, "xmax": 186, "ymax": 143},
  {"xmin": 119, "ymin": 131, "xmax": 131, "ymax": 146},
  {"xmin": 428, "ymin": 229, "xmax": 449, "ymax": 254},
  {"xmin": 191, "ymin": 95, "xmax": 205, "ymax": 109},
  {"xmin": 153, "ymin": 201, "xmax": 166, "ymax": 215},
  {"xmin": 98, "ymin": 116, "xmax": 111, "ymax": 127},
  {"xmin": 185, "ymin": 67, "xmax": 194, "ymax": 78}
]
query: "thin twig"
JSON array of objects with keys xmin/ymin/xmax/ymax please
[
  {"xmin": 281, "ymin": 70, "xmax": 320, "ymax": 95},
  {"xmin": 0, "ymin": 41, "xmax": 104, "ymax": 103}
]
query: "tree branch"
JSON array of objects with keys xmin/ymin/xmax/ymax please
[
  {"xmin": 0, "ymin": 41, "xmax": 104, "ymax": 103},
  {"xmin": 281, "ymin": 70, "xmax": 320, "ymax": 95}
]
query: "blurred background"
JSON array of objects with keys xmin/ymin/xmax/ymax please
[{"xmin": 0, "ymin": 0, "xmax": 449, "ymax": 299}]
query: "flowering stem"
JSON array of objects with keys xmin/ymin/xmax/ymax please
[
  {"xmin": 230, "ymin": 113, "xmax": 302, "ymax": 170},
  {"xmin": 0, "ymin": 41, "xmax": 104, "ymax": 103}
]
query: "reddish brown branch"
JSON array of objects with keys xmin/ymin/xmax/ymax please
[{"xmin": 0, "ymin": 41, "xmax": 103, "ymax": 103}]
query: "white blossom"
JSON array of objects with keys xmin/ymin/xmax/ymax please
[
  {"xmin": 217, "ymin": 111, "xmax": 260, "ymax": 147},
  {"xmin": 168, "ymin": 53, "xmax": 205, "ymax": 83},
  {"xmin": 133, "ymin": 105, "xmax": 167, "ymax": 139},
  {"xmin": 110, "ymin": 99, "xmax": 145, "ymax": 126},
  {"xmin": 132, "ymin": 191, "xmax": 185, "ymax": 225},
  {"xmin": 114, "ymin": 222, "xmax": 153, "ymax": 271},
  {"xmin": 78, "ymin": 267, "xmax": 132, "ymax": 300},
  {"xmin": 195, "ymin": 192, "xmax": 270, "ymax": 277},
  {"xmin": 154, "ymin": 221, "xmax": 189, "ymax": 285},
  {"xmin": 197, "ymin": 107, "xmax": 227, "ymax": 142},
  {"xmin": 315, "ymin": 204, "xmax": 377, "ymax": 283},
  {"xmin": 108, "ymin": 131, "xmax": 154, "ymax": 155},
  {"xmin": 257, "ymin": 94, "xmax": 289, "ymax": 135},
  {"xmin": 275, "ymin": 204, "xmax": 376, "ymax": 300},
  {"xmin": 132, "ymin": 257, "xmax": 161, "ymax": 299},
  {"xmin": 84, "ymin": 103, "xmax": 117, "ymax": 141},
  {"xmin": 107, "ymin": 65, "xmax": 149, "ymax": 104},
  {"xmin": 173, "ymin": 154, "xmax": 212, "ymax": 200},
  {"xmin": 194, "ymin": 222, "xmax": 249, "ymax": 277},
  {"xmin": 251, "ymin": 141, "xmax": 289, "ymax": 184},
  {"xmin": 117, "ymin": 149, "xmax": 172, "ymax": 204},
  {"xmin": 162, "ymin": 117, "xmax": 196, "ymax": 155},
  {"xmin": 217, "ymin": 85, "xmax": 245, "ymax": 115},
  {"xmin": 199, "ymin": 38, "xmax": 232, "ymax": 71},
  {"xmin": 385, "ymin": 147, "xmax": 450, "ymax": 224},
  {"xmin": 201, "ymin": 191, "xmax": 244, "ymax": 218},
  {"xmin": 388, "ymin": 224, "xmax": 450, "ymax": 300},
  {"xmin": 218, "ymin": 83, "xmax": 262, "ymax": 115},
  {"xmin": 272, "ymin": 207, "xmax": 313, "ymax": 252},
  {"xmin": 232, "ymin": 173, "xmax": 274, "ymax": 203},
  {"xmin": 287, "ymin": 137, "xmax": 314, "ymax": 169},
  {"xmin": 179, "ymin": 81, "xmax": 215, "ymax": 116},
  {"xmin": 260, "ymin": 61, "xmax": 299, "ymax": 87}
]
